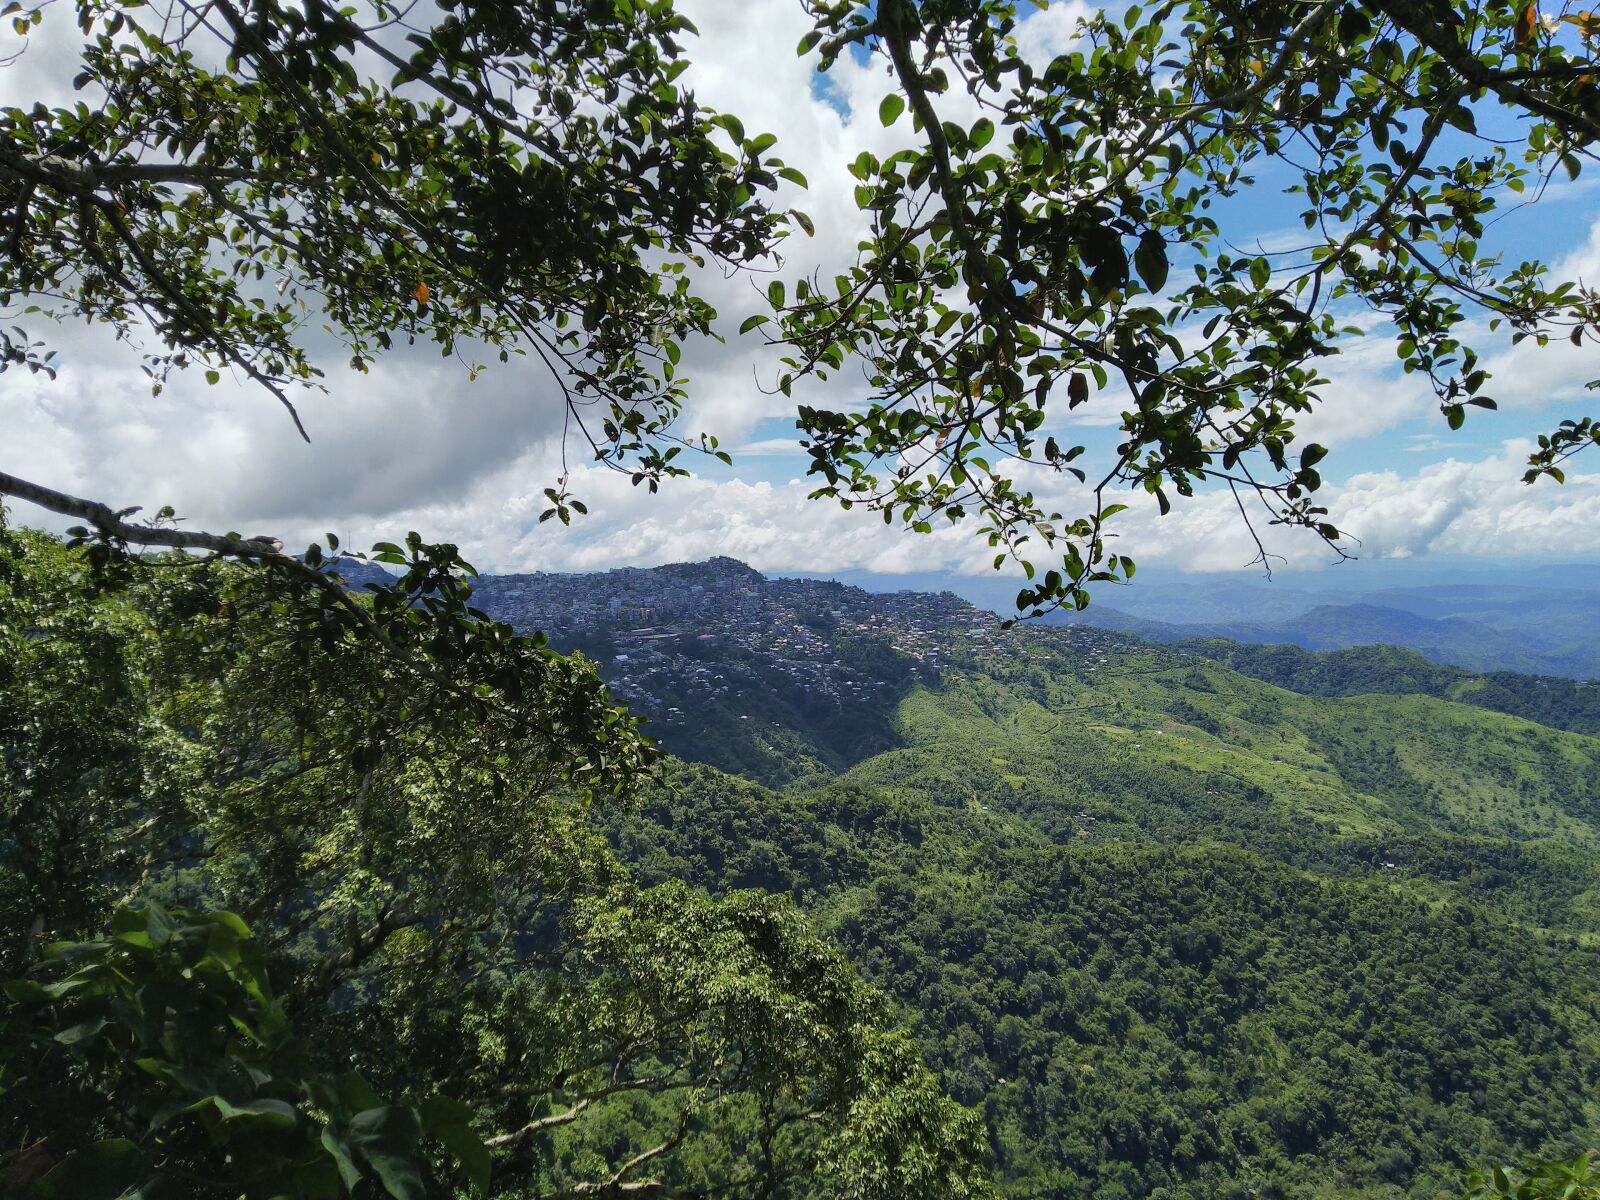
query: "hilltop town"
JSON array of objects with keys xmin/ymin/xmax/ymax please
[
  {"xmin": 470, "ymin": 556, "xmax": 986, "ymax": 716},
  {"xmin": 449, "ymin": 557, "xmax": 1131, "ymax": 780}
]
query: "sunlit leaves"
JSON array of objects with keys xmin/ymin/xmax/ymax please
[
  {"xmin": 779, "ymin": 0, "xmax": 1600, "ymax": 614},
  {"xmin": 0, "ymin": 0, "xmax": 801, "ymax": 488},
  {"xmin": 1464, "ymin": 1152, "xmax": 1600, "ymax": 1200}
]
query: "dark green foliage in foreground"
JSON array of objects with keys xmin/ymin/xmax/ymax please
[
  {"xmin": 0, "ymin": 527, "xmax": 993, "ymax": 1200},
  {"xmin": 1, "ymin": 904, "xmax": 488, "ymax": 1199},
  {"xmin": 1184, "ymin": 642, "xmax": 1600, "ymax": 737},
  {"xmin": 1464, "ymin": 1153, "xmax": 1600, "ymax": 1200}
]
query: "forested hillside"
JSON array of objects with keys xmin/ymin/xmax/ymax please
[
  {"xmin": 9, "ymin": 537, "xmax": 1600, "ymax": 1200},
  {"xmin": 0, "ymin": 533, "xmax": 993, "ymax": 1200},
  {"xmin": 1180, "ymin": 642, "xmax": 1600, "ymax": 737},
  {"xmin": 575, "ymin": 562, "xmax": 1600, "ymax": 1199},
  {"xmin": 622, "ymin": 771, "xmax": 1600, "ymax": 1199}
]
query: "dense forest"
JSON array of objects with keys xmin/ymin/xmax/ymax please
[
  {"xmin": 0, "ymin": 530, "xmax": 992, "ymax": 1199},
  {"xmin": 619, "ymin": 768, "xmax": 1600, "ymax": 1199},
  {"xmin": 606, "ymin": 620, "xmax": 1600, "ymax": 1199},
  {"xmin": 7, "ymin": 528, "xmax": 1600, "ymax": 1199}
]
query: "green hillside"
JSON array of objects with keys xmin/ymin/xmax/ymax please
[
  {"xmin": 818, "ymin": 637, "xmax": 1600, "ymax": 928},
  {"xmin": 613, "ymin": 627, "xmax": 1600, "ymax": 1198},
  {"xmin": 1180, "ymin": 641, "xmax": 1600, "ymax": 738},
  {"xmin": 9, "ymin": 532, "xmax": 1599, "ymax": 1200},
  {"xmin": 618, "ymin": 766, "xmax": 1600, "ymax": 1200}
]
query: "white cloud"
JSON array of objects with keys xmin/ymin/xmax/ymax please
[
  {"xmin": 1288, "ymin": 332, "xmax": 1437, "ymax": 446},
  {"xmin": 9, "ymin": 379, "xmax": 1597, "ymax": 583},
  {"xmin": 1110, "ymin": 441, "xmax": 1600, "ymax": 571},
  {"xmin": 3, "ymin": 319, "xmax": 571, "ymax": 529},
  {"xmin": 1471, "ymin": 219, "xmax": 1600, "ymax": 411},
  {"xmin": 5, "ymin": 0, "xmax": 1598, "ymax": 587},
  {"xmin": 1014, "ymin": 0, "xmax": 1093, "ymax": 68},
  {"xmin": 1327, "ymin": 441, "xmax": 1600, "ymax": 560},
  {"xmin": 734, "ymin": 437, "xmax": 809, "ymax": 456}
]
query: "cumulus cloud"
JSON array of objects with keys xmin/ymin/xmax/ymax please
[
  {"xmin": 4, "ymin": 0, "xmax": 1597, "ymax": 583},
  {"xmin": 1291, "ymin": 333, "xmax": 1437, "ymax": 445},
  {"xmin": 1104, "ymin": 441, "xmax": 1600, "ymax": 571},
  {"xmin": 1013, "ymin": 0, "xmax": 1093, "ymax": 67},
  {"xmin": 1328, "ymin": 442, "xmax": 1600, "ymax": 560},
  {"xmin": 16, "ymin": 430, "xmax": 1584, "ymax": 587},
  {"xmin": 4, "ymin": 319, "xmax": 571, "ymax": 528}
]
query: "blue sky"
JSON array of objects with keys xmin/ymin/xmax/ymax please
[{"xmin": 3, "ymin": 0, "xmax": 1598, "ymax": 581}]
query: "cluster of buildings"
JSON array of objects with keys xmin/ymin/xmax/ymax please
[{"xmin": 468, "ymin": 557, "xmax": 1009, "ymax": 723}]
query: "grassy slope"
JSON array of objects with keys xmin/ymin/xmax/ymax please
[{"xmin": 826, "ymin": 636, "xmax": 1600, "ymax": 929}]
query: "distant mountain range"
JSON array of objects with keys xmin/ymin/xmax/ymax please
[
  {"xmin": 816, "ymin": 564, "xmax": 1600, "ymax": 679},
  {"xmin": 1044, "ymin": 590, "xmax": 1600, "ymax": 678},
  {"xmin": 326, "ymin": 552, "xmax": 1600, "ymax": 678}
]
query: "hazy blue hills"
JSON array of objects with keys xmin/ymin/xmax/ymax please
[
  {"xmin": 811, "ymin": 562, "xmax": 1600, "ymax": 678},
  {"xmin": 1045, "ymin": 595, "xmax": 1600, "ymax": 678},
  {"xmin": 1042, "ymin": 600, "xmax": 1591, "ymax": 677}
]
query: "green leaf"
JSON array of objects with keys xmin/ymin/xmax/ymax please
[
  {"xmin": 321, "ymin": 1127, "xmax": 363, "ymax": 1192},
  {"xmin": 346, "ymin": 1107, "xmax": 425, "ymax": 1200},
  {"xmin": 212, "ymin": 1096, "xmax": 299, "ymax": 1128},
  {"xmin": 419, "ymin": 1094, "xmax": 490, "ymax": 1196},
  {"xmin": 1134, "ymin": 231, "xmax": 1168, "ymax": 293},
  {"xmin": 879, "ymin": 94, "xmax": 905, "ymax": 127},
  {"xmin": 54, "ymin": 1017, "xmax": 108, "ymax": 1045},
  {"xmin": 30, "ymin": 1139, "xmax": 144, "ymax": 1200}
]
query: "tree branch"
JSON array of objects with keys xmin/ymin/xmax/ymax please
[
  {"xmin": 0, "ymin": 469, "xmax": 406, "ymax": 653},
  {"xmin": 1372, "ymin": 0, "xmax": 1600, "ymax": 144}
]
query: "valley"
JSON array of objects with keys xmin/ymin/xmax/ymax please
[{"xmin": 457, "ymin": 557, "xmax": 1600, "ymax": 1199}]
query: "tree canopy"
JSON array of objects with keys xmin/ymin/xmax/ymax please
[
  {"xmin": 785, "ymin": 0, "xmax": 1600, "ymax": 607},
  {"xmin": 0, "ymin": 524, "xmax": 993, "ymax": 1198},
  {"xmin": 3, "ymin": 0, "xmax": 1599, "ymax": 606}
]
